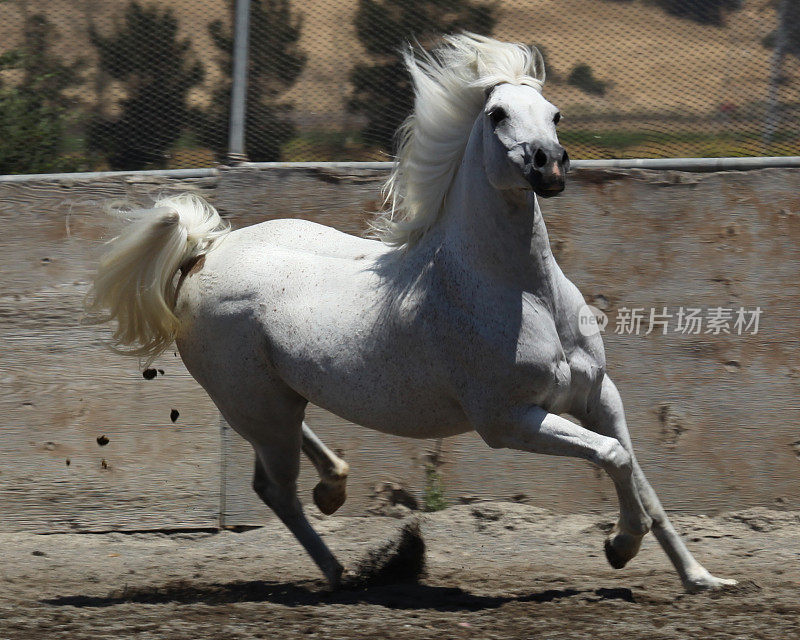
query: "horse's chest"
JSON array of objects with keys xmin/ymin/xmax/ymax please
[
  {"xmin": 509, "ymin": 308, "xmax": 605, "ymax": 413},
  {"xmin": 505, "ymin": 346, "xmax": 571, "ymax": 416},
  {"xmin": 432, "ymin": 273, "xmax": 605, "ymax": 413}
]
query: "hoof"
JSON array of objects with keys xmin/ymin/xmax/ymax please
[
  {"xmin": 604, "ymin": 537, "xmax": 628, "ymax": 569},
  {"xmin": 604, "ymin": 530, "xmax": 643, "ymax": 570},
  {"xmin": 683, "ymin": 571, "xmax": 739, "ymax": 594},
  {"xmin": 313, "ymin": 481, "xmax": 347, "ymax": 515},
  {"xmin": 324, "ymin": 561, "xmax": 345, "ymax": 590}
]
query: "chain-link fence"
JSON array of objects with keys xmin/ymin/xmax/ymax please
[{"xmin": 0, "ymin": 0, "xmax": 797, "ymax": 174}]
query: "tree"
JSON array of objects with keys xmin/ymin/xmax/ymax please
[
  {"xmin": 0, "ymin": 14, "xmax": 84, "ymax": 173},
  {"xmin": 762, "ymin": 0, "xmax": 800, "ymax": 57},
  {"xmin": 763, "ymin": 0, "xmax": 800, "ymax": 147},
  {"xmin": 606, "ymin": 1, "xmax": 742, "ymax": 26},
  {"xmin": 197, "ymin": 0, "xmax": 306, "ymax": 162},
  {"xmin": 349, "ymin": 0, "xmax": 496, "ymax": 153},
  {"xmin": 650, "ymin": 0, "xmax": 741, "ymax": 26},
  {"xmin": 567, "ymin": 63, "xmax": 607, "ymax": 96},
  {"xmin": 88, "ymin": 2, "xmax": 203, "ymax": 170}
]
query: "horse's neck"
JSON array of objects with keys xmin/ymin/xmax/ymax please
[{"xmin": 439, "ymin": 140, "xmax": 557, "ymax": 293}]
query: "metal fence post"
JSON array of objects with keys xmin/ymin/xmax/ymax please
[
  {"xmin": 228, "ymin": 0, "xmax": 251, "ymax": 164},
  {"xmin": 764, "ymin": 0, "xmax": 789, "ymax": 150},
  {"xmin": 219, "ymin": 412, "xmax": 230, "ymax": 529}
]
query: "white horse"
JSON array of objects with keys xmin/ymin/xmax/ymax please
[{"xmin": 87, "ymin": 34, "xmax": 736, "ymax": 592}]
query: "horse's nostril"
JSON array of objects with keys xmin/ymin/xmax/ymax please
[
  {"xmin": 534, "ymin": 148, "xmax": 548, "ymax": 169},
  {"xmin": 561, "ymin": 149, "xmax": 570, "ymax": 165}
]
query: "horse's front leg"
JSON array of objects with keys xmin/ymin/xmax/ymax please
[
  {"xmin": 475, "ymin": 405, "xmax": 652, "ymax": 540},
  {"xmin": 581, "ymin": 376, "xmax": 737, "ymax": 593}
]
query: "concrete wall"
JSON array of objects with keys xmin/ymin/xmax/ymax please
[{"xmin": 1, "ymin": 166, "xmax": 798, "ymax": 532}]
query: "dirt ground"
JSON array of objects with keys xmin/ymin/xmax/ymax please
[{"xmin": 1, "ymin": 502, "xmax": 798, "ymax": 640}]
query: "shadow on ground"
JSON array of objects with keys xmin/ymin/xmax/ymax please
[{"xmin": 42, "ymin": 581, "xmax": 635, "ymax": 611}]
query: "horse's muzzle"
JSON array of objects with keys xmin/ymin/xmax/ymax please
[{"xmin": 524, "ymin": 145, "xmax": 570, "ymax": 198}]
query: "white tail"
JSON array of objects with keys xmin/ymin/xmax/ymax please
[{"xmin": 85, "ymin": 193, "xmax": 230, "ymax": 364}]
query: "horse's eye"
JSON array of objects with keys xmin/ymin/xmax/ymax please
[
  {"xmin": 553, "ymin": 112, "xmax": 561, "ymax": 125},
  {"xmin": 488, "ymin": 107, "xmax": 507, "ymax": 127}
]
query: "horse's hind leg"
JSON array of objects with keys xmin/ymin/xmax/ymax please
[
  {"xmin": 251, "ymin": 434, "xmax": 344, "ymax": 587},
  {"xmin": 178, "ymin": 322, "xmax": 343, "ymax": 584},
  {"xmin": 301, "ymin": 422, "xmax": 349, "ymax": 515},
  {"xmin": 585, "ymin": 376, "xmax": 737, "ymax": 592}
]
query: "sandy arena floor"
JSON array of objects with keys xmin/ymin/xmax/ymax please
[{"xmin": 1, "ymin": 502, "xmax": 798, "ymax": 640}]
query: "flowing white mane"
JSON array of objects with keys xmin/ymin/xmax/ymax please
[{"xmin": 375, "ymin": 33, "xmax": 546, "ymax": 247}]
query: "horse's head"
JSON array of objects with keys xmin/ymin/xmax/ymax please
[
  {"xmin": 377, "ymin": 35, "xmax": 572, "ymax": 246},
  {"xmin": 482, "ymin": 82, "xmax": 570, "ymax": 198}
]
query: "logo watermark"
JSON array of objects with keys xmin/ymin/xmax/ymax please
[
  {"xmin": 577, "ymin": 304, "xmax": 609, "ymax": 336},
  {"xmin": 576, "ymin": 306, "xmax": 762, "ymax": 336}
]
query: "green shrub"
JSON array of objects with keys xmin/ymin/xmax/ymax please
[
  {"xmin": 0, "ymin": 14, "xmax": 86, "ymax": 174},
  {"xmin": 423, "ymin": 463, "xmax": 447, "ymax": 512}
]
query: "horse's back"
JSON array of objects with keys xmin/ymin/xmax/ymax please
[
  {"xmin": 176, "ymin": 217, "xmax": 388, "ymax": 354},
  {"xmin": 227, "ymin": 217, "xmax": 385, "ymax": 260}
]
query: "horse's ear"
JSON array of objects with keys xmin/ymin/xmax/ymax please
[{"xmin": 530, "ymin": 46, "xmax": 546, "ymax": 84}]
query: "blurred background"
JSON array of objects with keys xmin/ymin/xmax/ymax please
[{"xmin": 0, "ymin": 0, "xmax": 798, "ymax": 175}]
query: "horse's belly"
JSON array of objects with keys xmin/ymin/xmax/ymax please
[{"xmin": 310, "ymin": 387, "xmax": 471, "ymax": 439}]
